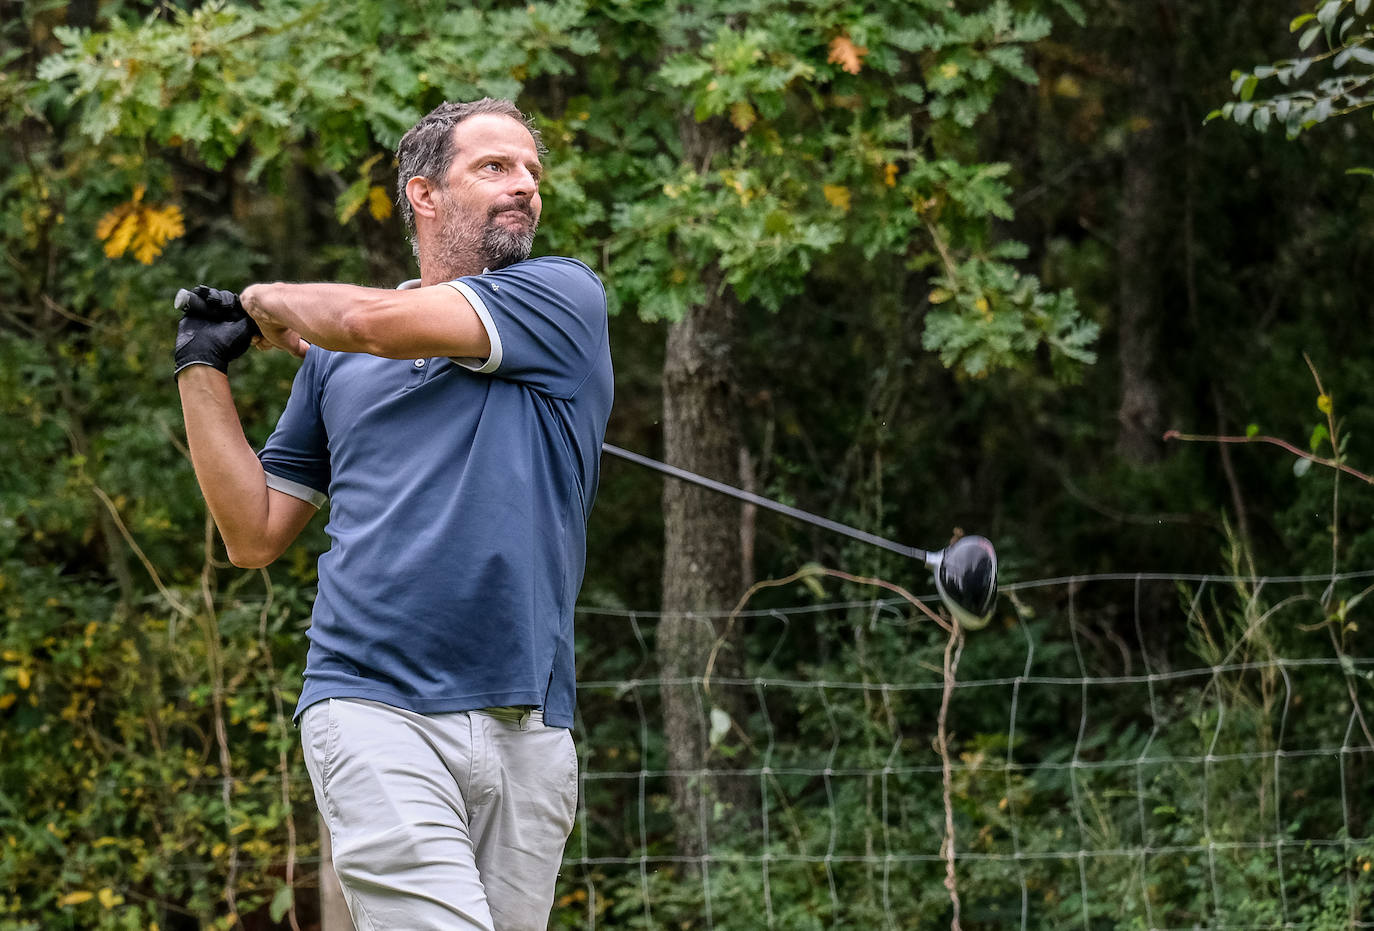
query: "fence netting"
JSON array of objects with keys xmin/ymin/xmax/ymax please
[{"xmin": 561, "ymin": 571, "xmax": 1374, "ymax": 930}]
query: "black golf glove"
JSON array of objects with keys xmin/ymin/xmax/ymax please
[
  {"xmin": 173, "ymin": 286, "xmax": 261, "ymax": 377},
  {"xmin": 175, "ymin": 285, "xmax": 251, "ymax": 323}
]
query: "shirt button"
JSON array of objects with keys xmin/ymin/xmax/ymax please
[{"xmin": 414, "ymin": 359, "xmax": 426, "ymax": 368}]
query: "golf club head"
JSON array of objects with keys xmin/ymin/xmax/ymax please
[{"xmin": 925, "ymin": 535, "xmax": 998, "ymax": 630}]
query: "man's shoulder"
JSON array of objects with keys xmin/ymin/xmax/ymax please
[
  {"xmin": 464, "ymin": 257, "xmax": 608, "ymax": 327},
  {"xmin": 486, "ymin": 256, "xmax": 603, "ymax": 291}
]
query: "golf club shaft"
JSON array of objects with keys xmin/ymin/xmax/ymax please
[{"xmin": 601, "ymin": 443, "xmax": 929, "ymax": 563}]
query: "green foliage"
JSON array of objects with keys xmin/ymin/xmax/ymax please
[{"xmin": 1214, "ymin": 0, "xmax": 1374, "ymax": 138}]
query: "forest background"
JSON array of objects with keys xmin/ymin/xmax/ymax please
[{"xmin": 3, "ymin": 0, "xmax": 1374, "ymax": 928}]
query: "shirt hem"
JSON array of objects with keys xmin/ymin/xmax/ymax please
[
  {"xmin": 443, "ymin": 279, "xmax": 503, "ymax": 373},
  {"xmin": 294, "ymin": 683, "xmax": 572, "ymax": 728},
  {"xmin": 263, "ymin": 471, "xmax": 327, "ymax": 508}
]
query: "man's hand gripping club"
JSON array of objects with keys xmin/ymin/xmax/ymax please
[
  {"xmin": 173, "ymin": 286, "xmax": 260, "ymax": 377},
  {"xmin": 172, "ymin": 285, "xmax": 318, "ymax": 568}
]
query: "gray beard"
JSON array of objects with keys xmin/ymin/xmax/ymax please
[{"xmin": 433, "ymin": 203, "xmax": 537, "ymax": 279}]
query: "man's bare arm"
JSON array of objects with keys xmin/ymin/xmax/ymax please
[
  {"xmin": 242, "ymin": 283, "xmax": 491, "ymax": 360},
  {"xmin": 178, "ymin": 366, "xmax": 317, "ymax": 568}
]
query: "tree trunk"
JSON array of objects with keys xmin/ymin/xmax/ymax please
[
  {"xmin": 1114, "ymin": 2, "xmax": 1174, "ymax": 464},
  {"xmin": 657, "ymin": 268, "xmax": 755, "ymax": 859}
]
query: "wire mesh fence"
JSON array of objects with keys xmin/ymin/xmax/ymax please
[{"xmin": 559, "ymin": 571, "xmax": 1374, "ymax": 929}]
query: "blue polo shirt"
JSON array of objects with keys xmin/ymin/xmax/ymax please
[{"xmin": 258, "ymin": 256, "xmax": 613, "ymax": 728}]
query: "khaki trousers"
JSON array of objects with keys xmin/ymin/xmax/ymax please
[{"xmin": 301, "ymin": 698, "xmax": 578, "ymax": 930}]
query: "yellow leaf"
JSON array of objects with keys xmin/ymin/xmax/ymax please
[
  {"xmin": 16, "ymin": 668, "xmax": 29, "ymax": 690},
  {"xmin": 884, "ymin": 163, "xmax": 898, "ymax": 188},
  {"xmin": 828, "ymin": 35, "xmax": 867, "ymax": 75},
  {"xmin": 58, "ymin": 891, "xmax": 94, "ymax": 907},
  {"xmin": 729, "ymin": 101, "xmax": 756, "ymax": 132},
  {"xmin": 823, "ymin": 184, "xmax": 851, "ymax": 212},
  {"xmin": 97, "ymin": 197, "xmax": 184, "ymax": 264},
  {"xmin": 1317, "ymin": 394, "xmax": 1333, "ymax": 414},
  {"xmin": 1053, "ymin": 74, "xmax": 1082, "ymax": 98},
  {"xmin": 131, "ymin": 204, "xmax": 185, "ymax": 265},
  {"xmin": 367, "ymin": 186, "xmax": 393, "ymax": 222},
  {"xmin": 143, "ymin": 205, "xmax": 185, "ymax": 244},
  {"xmin": 97, "ymin": 887, "xmax": 123, "ymax": 909},
  {"xmin": 102, "ymin": 212, "xmax": 138, "ymax": 259},
  {"xmin": 0, "ymin": 694, "xmax": 15, "ymax": 710},
  {"xmin": 928, "ymin": 288, "xmax": 953, "ymax": 304},
  {"xmin": 95, "ymin": 203, "xmax": 131, "ymax": 242},
  {"xmin": 974, "ymin": 296, "xmax": 990, "ymax": 315}
]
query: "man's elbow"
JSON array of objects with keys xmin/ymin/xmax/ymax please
[
  {"xmin": 225, "ymin": 540, "xmax": 281, "ymax": 570},
  {"xmin": 338, "ymin": 304, "xmax": 388, "ymax": 357}
]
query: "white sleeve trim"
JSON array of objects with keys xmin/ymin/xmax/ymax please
[
  {"xmin": 264, "ymin": 472, "xmax": 327, "ymax": 509},
  {"xmin": 442, "ymin": 279, "xmax": 503, "ymax": 374}
]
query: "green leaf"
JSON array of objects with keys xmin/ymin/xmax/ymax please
[
  {"xmin": 1290, "ymin": 12, "xmax": 1317, "ymax": 31},
  {"xmin": 1299, "ymin": 24, "xmax": 1323, "ymax": 50},
  {"xmin": 1346, "ymin": 166, "xmax": 1374, "ymax": 176},
  {"xmin": 1246, "ymin": 423, "xmax": 1260, "ymax": 438},
  {"xmin": 1310, "ymin": 423, "xmax": 1330, "ymax": 452},
  {"xmin": 1293, "ymin": 456, "xmax": 1313, "ymax": 477},
  {"xmin": 708, "ymin": 707, "xmax": 731, "ymax": 747},
  {"xmin": 1241, "ymin": 75, "xmax": 1259, "ymax": 101},
  {"xmin": 269, "ymin": 885, "xmax": 293, "ymax": 923},
  {"xmin": 1317, "ymin": 0, "xmax": 1342, "ymax": 29},
  {"xmin": 1360, "ymin": 0, "xmax": 1372, "ymax": 15}
]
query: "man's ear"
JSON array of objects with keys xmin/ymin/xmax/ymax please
[{"xmin": 406, "ymin": 176, "xmax": 438, "ymax": 221}]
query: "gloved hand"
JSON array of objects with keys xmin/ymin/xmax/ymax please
[
  {"xmin": 173, "ymin": 286, "xmax": 261, "ymax": 377},
  {"xmin": 174, "ymin": 285, "xmax": 254, "ymax": 324}
]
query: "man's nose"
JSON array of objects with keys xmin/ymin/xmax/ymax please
[{"xmin": 508, "ymin": 166, "xmax": 538, "ymax": 197}]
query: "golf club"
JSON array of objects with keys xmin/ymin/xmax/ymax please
[{"xmin": 602, "ymin": 443, "xmax": 999, "ymax": 629}]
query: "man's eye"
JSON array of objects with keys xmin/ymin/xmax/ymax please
[{"xmin": 485, "ymin": 162, "xmax": 503, "ymax": 171}]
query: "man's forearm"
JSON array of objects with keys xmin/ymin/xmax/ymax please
[
  {"xmin": 241, "ymin": 281, "xmax": 490, "ymax": 361},
  {"xmin": 242, "ymin": 283, "xmax": 395, "ymax": 355},
  {"xmin": 177, "ymin": 367, "xmax": 276, "ymax": 566}
]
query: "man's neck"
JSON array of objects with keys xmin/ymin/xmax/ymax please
[{"xmin": 420, "ymin": 261, "xmax": 483, "ymax": 288}]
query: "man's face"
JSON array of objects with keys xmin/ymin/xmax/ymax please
[{"xmin": 431, "ymin": 114, "xmax": 543, "ymax": 271}]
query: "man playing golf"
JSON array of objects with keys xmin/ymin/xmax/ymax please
[{"xmin": 173, "ymin": 98, "xmax": 613, "ymax": 929}]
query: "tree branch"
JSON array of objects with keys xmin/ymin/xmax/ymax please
[{"xmin": 1162, "ymin": 430, "xmax": 1374, "ymax": 484}]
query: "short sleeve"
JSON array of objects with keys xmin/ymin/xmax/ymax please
[
  {"xmin": 258, "ymin": 348, "xmax": 330, "ymax": 507},
  {"xmin": 443, "ymin": 257, "xmax": 607, "ymax": 399}
]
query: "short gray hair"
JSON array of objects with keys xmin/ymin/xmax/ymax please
[{"xmin": 395, "ymin": 99, "xmax": 544, "ymax": 253}]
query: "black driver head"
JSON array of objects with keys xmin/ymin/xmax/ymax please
[{"xmin": 934, "ymin": 535, "xmax": 998, "ymax": 630}]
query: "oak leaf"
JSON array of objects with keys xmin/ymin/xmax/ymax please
[
  {"xmin": 367, "ymin": 185, "xmax": 393, "ymax": 221},
  {"xmin": 96, "ymin": 188, "xmax": 185, "ymax": 265},
  {"xmin": 729, "ymin": 101, "xmax": 757, "ymax": 132},
  {"xmin": 828, "ymin": 35, "xmax": 867, "ymax": 75},
  {"xmin": 823, "ymin": 184, "xmax": 851, "ymax": 212}
]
